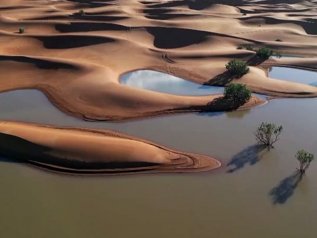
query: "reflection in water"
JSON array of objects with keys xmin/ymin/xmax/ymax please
[
  {"xmin": 198, "ymin": 107, "xmax": 252, "ymax": 119},
  {"xmin": 269, "ymin": 67, "xmax": 317, "ymax": 85},
  {"xmin": 196, "ymin": 111, "xmax": 224, "ymax": 118},
  {"xmin": 227, "ymin": 144, "xmax": 267, "ymax": 173},
  {"xmin": 270, "ymin": 171, "xmax": 304, "ymax": 205},
  {"xmin": 120, "ymin": 70, "xmax": 224, "ymax": 95},
  {"xmin": 226, "ymin": 109, "xmax": 251, "ymax": 118}
]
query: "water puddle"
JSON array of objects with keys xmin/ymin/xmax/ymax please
[
  {"xmin": 269, "ymin": 66, "xmax": 317, "ymax": 85},
  {"xmin": 120, "ymin": 70, "xmax": 224, "ymax": 95}
]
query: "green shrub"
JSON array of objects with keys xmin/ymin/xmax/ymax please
[
  {"xmin": 256, "ymin": 47, "xmax": 274, "ymax": 59},
  {"xmin": 225, "ymin": 59, "xmax": 249, "ymax": 78},
  {"xmin": 18, "ymin": 27, "xmax": 24, "ymax": 34},
  {"xmin": 224, "ymin": 83, "xmax": 251, "ymax": 106},
  {"xmin": 245, "ymin": 45, "xmax": 254, "ymax": 51},
  {"xmin": 79, "ymin": 9, "xmax": 85, "ymax": 16},
  {"xmin": 255, "ymin": 122, "xmax": 283, "ymax": 150},
  {"xmin": 273, "ymin": 51, "xmax": 282, "ymax": 58},
  {"xmin": 296, "ymin": 150, "xmax": 314, "ymax": 174},
  {"xmin": 237, "ymin": 45, "xmax": 254, "ymax": 51}
]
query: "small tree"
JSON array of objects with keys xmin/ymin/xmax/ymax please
[
  {"xmin": 273, "ymin": 51, "xmax": 282, "ymax": 58},
  {"xmin": 226, "ymin": 59, "xmax": 249, "ymax": 78},
  {"xmin": 18, "ymin": 27, "xmax": 24, "ymax": 34},
  {"xmin": 256, "ymin": 47, "xmax": 274, "ymax": 60},
  {"xmin": 79, "ymin": 9, "xmax": 85, "ymax": 16},
  {"xmin": 236, "ymin": 45, "xmax": 254, "ymax": 51},
  {"xmin": 224, "ymin": 83, "xmax": 251, "ymax": 106},
  {"xmin": 245, "ymin": 45, "xmax": 254, "ymax": 51},
  {"xmin": 296, "ymin": 150, "xmax": 314, "ymax": 174},
  {"xmin": 255, "ymin": 122, "xmax": 283, "ymax": 150}
]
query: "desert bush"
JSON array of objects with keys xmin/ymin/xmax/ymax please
[
  {"xmin": 245, "ymin": 45, "xmax": 254, "ymax": 51},
  {"xmin": 224, "ymin": 83, "xmax": 251, "ymax": 106},
  {"xmin": 273, "ymin": 51, "xmax": 282, "ymax": 58},
  {"xmin": 255, "ymin": 122, "xmax": 283, "ymax": 150},
  {"xmin": 296, "ymin": 150, "xmax": 314, "ymax": 174},
  {"xmin": 237, "ymin": 45, "xmax": 254, "ymax": 51},
  {"xmin": 256, "ymin": 47, "xmax": 274, "ymax": 59},
  {"xmin": 225, "ymin": 59, "xmax": 249, "ymax": 78},
  {"xmin": 18, "ymin": 27, "xmax": 24, "ymax": 34},
  {"xmin": 79, "ymin": 9, "xmax": 85, "ymax": 16}
]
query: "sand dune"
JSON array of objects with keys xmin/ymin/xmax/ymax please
[
  {"xmin": 0, "ymin": 121, "xmax": 220, "ymax": 174},
  {"xmin": 0, "ymin": 0, "xmax": 317, "ymax": 121}
]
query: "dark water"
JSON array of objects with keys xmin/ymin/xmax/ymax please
[{"xmin": 0, "ymin": 67, "xmax": 317, "ymax": 237}]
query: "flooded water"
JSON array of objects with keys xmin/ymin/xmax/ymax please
[
  {"xmin": 120, "ymin": 70, "xmax": 224, "ymax": 95},
  {"xmin": 1, "ymin": 86, "xmax": 317, "ymax": 237},
  {"xmin": 269, "ymin": 66, "xmax": 317, "ymax": 85}
]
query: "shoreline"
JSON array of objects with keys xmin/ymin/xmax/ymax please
[
  {"xmin": 0, "ymin": 58, "xmax": 316, "ymax": 121},
  {"xmin": 0, "ymin": 121, "xmax": 221, "ymax": 175}
]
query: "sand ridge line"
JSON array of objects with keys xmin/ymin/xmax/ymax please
[{"xmin": 0, "ymin": 120, "xmax": 221, "ymax": 174}]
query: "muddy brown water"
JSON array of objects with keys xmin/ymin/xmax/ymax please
[{"xmin": 0, "ymin": 69, "xmax": 317, "ymax": 238}]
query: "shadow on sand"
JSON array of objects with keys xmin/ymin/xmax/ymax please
[
  {"xmin": 270, "ymin": 171, "xmax": 304, "ymax": 205},
  {"xmin": 204, "ymin": 56, "xmax": 267, "ymax": 86},
  {"xmin": 247, "ymin": 55, "xmax": 268, "ymax": 66},
  {"xmin": 227, "ymin": 144, "xmax": 267, "ymax": 173},
  {"xmin": 0, "ymin": 133, "xmax": 159, "ymax": 174},
  {"xmin": 204, "ymin": 71, "xmax": 233, "ymax": 86}
]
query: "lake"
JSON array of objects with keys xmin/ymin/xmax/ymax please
[{"xmin": 0, "ymin": 68, "xmax": 317, "ymax": 238}]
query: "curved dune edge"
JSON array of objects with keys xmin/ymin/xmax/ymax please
[
  {"xmin": 1, "ymin": 0, "xmax": 317, "ymax": 121},
  {"xmin": 47, "ymin": 88, "xmax": 267, "ymax": 121},
  {"xmin": 0, "ymin": 121, "xmax": 221, "ymax": 175},
  {"xmin": 0, "ymin": 55, "xmax": 267, "ymax": 121}
]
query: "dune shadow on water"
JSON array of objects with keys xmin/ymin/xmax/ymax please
[
  {"xmin": 227, "ymin": 144, "xmax": 267, "ymax": 173},
  {"xmin": 270, "ymin": 171, "xmax": 303, "ymax": 205},
  {"xmin": 0, "ymin": 155, "xmax": 21, "ymax": 164}
]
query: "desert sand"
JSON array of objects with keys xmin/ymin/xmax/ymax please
[
  {"xmin": 1, "ymin": 0, "xmax": 317, "ymax": 174},
  {"xmin": 0, "ymin": 121, "xmax": 221, "ymax": 174}
]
